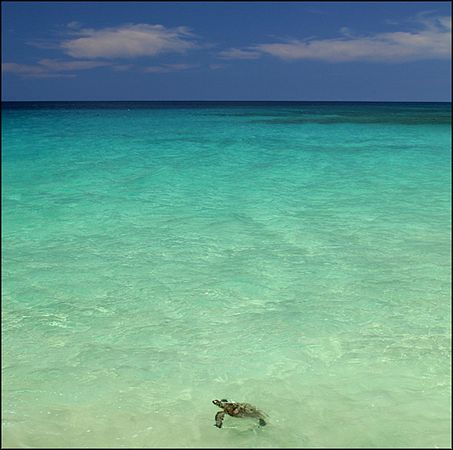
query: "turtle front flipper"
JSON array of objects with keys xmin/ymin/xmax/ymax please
[
  {"xmin": 259, "ymin": 418, "xmax": 266, "ymax": 426},
  {"xmin": 215, "ymin": 411, "xmax": 226, "ymax": 428}
]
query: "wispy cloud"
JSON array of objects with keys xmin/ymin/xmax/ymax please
[
  {"xmin": 217, "ymin": 48, "xmax": 261, "ymax": 60},
  {"xmin": 61, "ymin": 23, "xmax": 198, "ymax": 59},
  {"xmin": 143, "ymin": 63, "xmax": 198, "ymax": 73},
  {"xmin": 5, "ymin": 22, "xmax": 202, "ymax": 78},
  {"xmin": 209, "ymin": 63, "xmax": 227, "ymax": 70},
  {"xmin": 223, "ymin": 14, "xmax": 451, "ymax": 62},
  {"xmin": 38, "ymin": 59, "xmax": 110, "ymax": 71},
  {"xmin": 66, "ymin": 21, "xmax": 83, "ymax": 30},
  {"xmin": 2, "ymin": 59, "xmax": 110, "ymax": 78}
]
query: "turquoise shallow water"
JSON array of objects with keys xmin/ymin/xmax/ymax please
[{"xmin": 2, "ymin": 102, "xmax": 451, "ymax": 448}]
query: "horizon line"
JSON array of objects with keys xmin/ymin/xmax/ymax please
[{"xmin": 2, "ymin": 99, "xmax": 452, "ymax": 103}]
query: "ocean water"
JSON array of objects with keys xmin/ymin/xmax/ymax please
[{"xmin": 2, "ymin": 101, "xmax": 451, "ymax": 448}]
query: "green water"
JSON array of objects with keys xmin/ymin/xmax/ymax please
[{"xmin": 2, "ymin": 102, "xmax": 451, "ymax": 448}]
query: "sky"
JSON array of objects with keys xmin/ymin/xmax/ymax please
[{"xmin": 1, "ymin": 1, "xmax": 451, "ymax": 101}]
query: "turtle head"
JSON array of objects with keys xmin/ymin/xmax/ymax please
[{"xmin": 213, "ymin": 399, "xmax": 227, "ymax": 408}]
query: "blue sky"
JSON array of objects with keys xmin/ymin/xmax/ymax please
[{"xmin": 1, "ymin": 1, "xmax": 451, "ymax": 101}]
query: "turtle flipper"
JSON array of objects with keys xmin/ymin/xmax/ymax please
[
  {"xmin": 215, "ymin": 411, "xmax": 226, "ymax": 428},
  {"xmin": 259, "ymin": 418, "xmax": 266, "ymax": 426}
]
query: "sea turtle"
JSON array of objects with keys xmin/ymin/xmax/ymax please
[{"xmin": 212, "ymin": 399, "xmax": 267, "ymax": 428}]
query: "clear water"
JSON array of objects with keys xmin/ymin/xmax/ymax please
[{"xmin": 2, "ymin": 102, "xmax": 451, "ymax": 448}]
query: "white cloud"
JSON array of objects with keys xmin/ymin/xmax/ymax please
[
  {"xmin": 143, "ymin": 63, "xmax": 198, "ymax": 73},
  {"xmin": 217, "ymin": 48, "xmax": 261, "ymax": 60},
  {"xmin": 339, "ymin": 27, "xmax": 353, "ymax": 37},
  {"xmin": 2, "ymin": 62, "xmax": 47, "ymax": 76},
  {"xmin": 38, "ymin": 59, "xmax": 110, "ymax": 71},
  {"xmin": 2, "ymin": 59, "xmax": 110, "ymax": 78},
  {"xmin": 226, "ymin": 14, "xmax": 452, "ymax": 62},
  {"xmin": 438, "ymin": 16, "xmax": 452, "ymax": 31},
  {"xmin": 61, "ymin": 24, "xmax": 198, "ymax": 59},
  {"xmin": 411, "ymin": 11, "xmax": 451, "ymax": 31},
  {"xmin": 67, "ymin": 21, "xmax": 82, "ymax": 30},
  {"xmin": 9, "ymin": 22, "xmax": 200, "ymax": 77}
]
